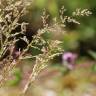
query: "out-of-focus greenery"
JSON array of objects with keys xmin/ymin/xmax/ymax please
[
  {"xmin": 7, "ymin": 68, "xmax": 21, "ymax": 86},
  {"xmin": 23, "ymin": 0, "xmax": 96, "ymax": 59}
]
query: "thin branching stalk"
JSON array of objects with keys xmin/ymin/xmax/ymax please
[{"xmin": 0, "ymin": 1, "xmax": 92, "ymax": 95}]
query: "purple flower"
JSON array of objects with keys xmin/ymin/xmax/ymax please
[{"xmin": 62, "ymin": 52, "xmax": 77, "ymax": 70}]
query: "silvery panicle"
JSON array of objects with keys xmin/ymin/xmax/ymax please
[{"xmin": 0, "ymin": 1, "xmax": 92, "ymax": 95}]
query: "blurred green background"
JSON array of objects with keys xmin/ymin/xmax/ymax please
[{"xmin": 22, "ymin": 0, "xmax": 96, "ymax": 59}]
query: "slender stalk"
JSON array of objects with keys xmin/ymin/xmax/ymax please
[{"xmin": 20, "ymin": 63, "xmax": 38, "ymax": 96}]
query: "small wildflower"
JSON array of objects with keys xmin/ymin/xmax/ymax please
[{"xmin": 62, "ymin": 52, "xmax": 77, "ymax": 70}]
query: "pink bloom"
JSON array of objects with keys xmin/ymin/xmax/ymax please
[{"xmin": 62, "ymin": 52, "xmax": 77, "ymax": 70}]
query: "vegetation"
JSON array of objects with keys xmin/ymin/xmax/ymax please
[{"xmin": 0, "ymin": 0, "xmax": 96, "ymax": 96}]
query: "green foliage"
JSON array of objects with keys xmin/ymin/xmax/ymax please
[
  {"xmin": 91, "ymin": 64, "xmax": 96, "ymax": 72},
  {"xmin": 7, "ymin": 68, "xmax": 21, "ymax": 86},
  {"xmin": 62, "ymin": 32, "xmax": 79, "ymax": 50},
  {"xmin": 88, "ymin": 50, "xmax": 96, "ymax": 60}
]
